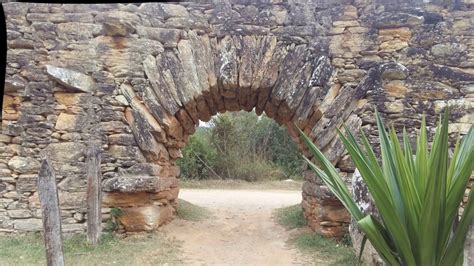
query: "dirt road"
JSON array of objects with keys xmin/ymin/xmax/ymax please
[{"xmin": 162, "ymin": 189, "xmax": 309, "ymax": 266}]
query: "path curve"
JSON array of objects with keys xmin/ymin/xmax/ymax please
[{"xmin": 162, "ymin": 189, "xmax": 308, "ymax": 265}]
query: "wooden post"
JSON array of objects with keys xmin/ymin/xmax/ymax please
[
  {"xmin": 38, "ymin": 158, "xmax": 65, "ymax": 266},
  {"xmin": 86, "ymin": 143, "xmax": 102, "ymax": 245}
]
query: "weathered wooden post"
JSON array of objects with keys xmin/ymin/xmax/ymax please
[
  {"xmin": 38, "ymin": 157, "xmax": 65, "ymax": 266},
  {"xmin": 86, "ymin": 143, "xmax": 102, "ymax": 245}
]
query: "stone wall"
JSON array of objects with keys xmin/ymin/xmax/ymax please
[{"xmin": 1, "ymin": 0, "xmax": 473, "ymax": 262}]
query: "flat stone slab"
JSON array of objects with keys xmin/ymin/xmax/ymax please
[
  {"xmin": 102, "ymin": 175, "xmax": 178, "ymax": 193},
  {"xmin": 45, "ymin": 65, "xmax": 96, "ymax": 93}
]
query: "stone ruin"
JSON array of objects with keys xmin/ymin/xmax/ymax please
[{"xmin": 1, "ymin": 0, "xmax": 473, "ymax": 263}]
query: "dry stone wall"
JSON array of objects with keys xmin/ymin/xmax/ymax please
[{"xmin": 1, "ymin": 0, "xmax": 473, "ymax": 261}]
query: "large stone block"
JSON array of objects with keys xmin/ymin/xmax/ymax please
[
  {"xmin": 8, "ymin": 156, "xmax": 40, "ymax": 174},
  {"xmin": 16, "ymin": 174, "xmax": 38, "ymax": 192},
  {"xmin": 13, "ymin": 218, "xmax": 43, "ymax": 231},
  {"xmin": 107, "ymin": 145, "xmax": 146, "ymax": 162},
  {"xmin": 44, "ymin": 142, "xmax": 86, "ymax": 163},
  {"xmin": 29, "ymin": 191, "xmax": 86, "ymax": 210},
  {"xmin": 118, "ymin": 204, "xmax": 173, "ymax": 231},
  {"xmin": 103, "ymin": 188, "xmax": 179, "ymax": 207},
  {"xmin": 55, "ymin": 113, "xmax": 84, "ymax": 131}
]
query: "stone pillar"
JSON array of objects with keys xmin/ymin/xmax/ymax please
[
  {"xmin": 301, "ymin": 170, "xmax": 350, "ymax": 238},
  {"xmin": 350, "ymin": 170, "xmax": 383, "ymax": 265}
]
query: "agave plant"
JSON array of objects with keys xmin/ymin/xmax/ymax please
[{"xmin": 298, "ymin": 109, "xmax": 473, "ymax": 265}]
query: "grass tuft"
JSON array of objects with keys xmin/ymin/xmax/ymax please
[
  {"xmin": 176, "ymin": 199, "xmax": 211, "ymax": 221},
  {"xmin": 274, "ymin": 204, "xmax": 307, "ymax": 230},
  {"xmin": 274, "ymin": 204, "xmax": 359, "ymax": 265},
  {"xmin": 294, "ymin": 233, "xmax": 357, "ymax": 266}
]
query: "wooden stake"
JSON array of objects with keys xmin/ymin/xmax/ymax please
[
  {"xmin": 86, "ymin": 143, "xmax": 102, "ymax": 245},
  {"xmin": 38, "ymin": 158, "xmax": 65, "ymax": 266}
]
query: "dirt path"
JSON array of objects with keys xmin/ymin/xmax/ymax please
[{"xmin": 162, "ymin": 189, "xmax": 309, "ymax": 266}]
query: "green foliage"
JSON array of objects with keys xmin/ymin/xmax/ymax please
[
  {"xmin": 176, "ymin": 199, "xmax": 211, "ymax": 221},
  {"xmin": 234, "ymin": 158, "xmax": 285, "ymax": 182},
  {"xmin": 105, "ymin": 207, "xmax": 123, "ymax": 232},
  {"xmin": 110, "ymin": 207, "xmax": 122, "ymax": 218},
  {"xmin": 178, "ymin": 110, "xmax": 304, "ymax": 181},
  {"xmin": 274, "ymin": 204, "xmax": 308, "ymax": 230},
  {"xmin": 299, "ymin": 109, "xmax": 474, "ymax": 265}
]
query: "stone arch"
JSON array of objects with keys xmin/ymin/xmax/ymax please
[{"xmin": 102, "ymin": 31, "xmax": 376, "ymax": 236}]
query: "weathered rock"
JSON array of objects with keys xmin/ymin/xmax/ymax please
[
  {"xmin": 431, "ymin": 43, "xmax": 467, "ymax": 58},
  {"xmin": 108, "ymin": 145, "xmax": 146, "ymax": 162},
  {"xmin": 44, "ymin": 142, "xmax": 86, "ymax": 163},
  {"xmin": 103, "ymin": 176, "xmax": 178, "ymax": 193},
  {"xmin": 125, "ymin": 108, "xmax": 169, "ymax": 162},
  {"xmin": 55, "ymin": 113, "xmax": 80, "ymax": 131},
  {"xmin": 95, "ymin": 11, "xmax": 139, "ymax": 36},
  {"xmin": 378, "ymin": 27, "xmax": 411, "ymax": 41},
  {"xmin": 374, "ymin": 12, "xmax": 424, "ymax": 28},
  {"xmin": 118, "ymin": 204, "xmax": 173, "ymax": 231},
  {"xmin": 16, "ymin": 175, "xmax": 38, "ymax": 192},
  {"xmin": 8, "ymin": 209, "xmax": 32, "ymax": 218},
  {"xmin": 381, "ymin": 62, "xmax": 409, "ymax": 80},
  {"xmin": 216, "ymin": 35, "xmax": 239, "ymax": 97},
  {"xmin": 136, "ymin": 27, "xmax": 181, "ymax": 47},
  {"xmin": 119, "ymin": 163, "xmax": 164, "ymax": 176},
  {"xmin": 8, "ymin": 156, "xmax": 40, "ymax": 174},
  {"xmin": 384, "ymin": 81, "xmax": 409, "ymax": 98},
  {"xmin": 4, "ymin": 75, "xmax": 26, "ymax": 93},
  {"xmin": 53, "ymin": 93, "xmax": 83, "ymax": 106},
  {"xmin": 108, "ymin": 133, "xmax": 136, "ymax": 146},
  {"xmin": 45, "ymin": 65, "xmax": 97, "ymax": 93},
  {"xmin": 29, "ymin": 191, "xmax": 86, "ymax": 210},
  {"xmin": 143, "ymin": 54, "xmax": 182, "ymax": 115},
  {"xmin": 13, "ymin": 219, "xmax": 43, "ymax": 231}
]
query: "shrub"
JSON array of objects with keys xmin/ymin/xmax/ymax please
[
  {"xmin": 234, "ymin": 159, "xmax": 284, "ymax": 182},
  {"xmin": 299, "ymin": 110, "xmax": 474, "ymax": 265}
]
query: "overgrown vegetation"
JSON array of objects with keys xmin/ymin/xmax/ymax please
[
  {"xmin": 274, "ymin": 204, "xmax": 358, "ymax": 265},
  {"xmin": 300, "ymin": 109, "xmax": 474, "ymax": 265},
  {"xmin": 176, "ymin": 199, "xmax": 211, "ymax": 221},
  {"xmin": 0, "ymin": 232, "xmax": 181, "ymax": 265},
  {"xmin": 178, "ymin": 111, "xmax": 304, "ymax": 181}
]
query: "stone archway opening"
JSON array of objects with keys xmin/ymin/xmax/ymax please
[{"xmin": 176, "ymin": 109, "xmax": 304, "ymax": 183}]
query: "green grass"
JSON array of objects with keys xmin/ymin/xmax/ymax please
[
  {"xmin": 274, "ymin": 204, "xmax": 359, "ymax": 266},
  {"xmin": 176, "ymin": 199, "xmax": 211, "ymax": 221},
  {"xmin": 294, "ymin": 233, "xmax": 358, "ymax": 266},
  {"xmin": 0, "ymin": 232, "xmax": 182, "ymax": 265},
  {"xmin": 274, "ymin": 204, "xmax": 308, "ymax": 230}
]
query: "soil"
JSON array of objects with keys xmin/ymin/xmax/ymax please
[{"xmin": 162, "ymin": 189, "xmax": 310, "ymax": 265}]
